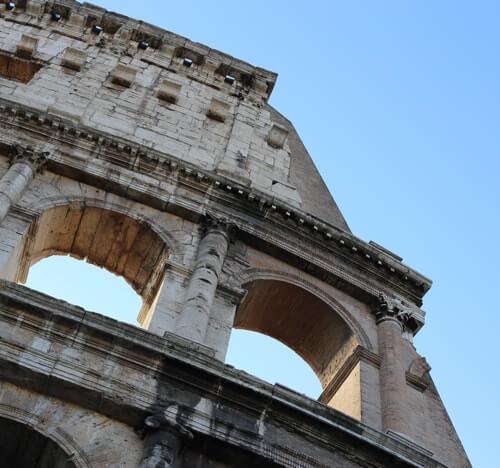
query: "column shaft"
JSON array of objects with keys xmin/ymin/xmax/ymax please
[
  {"xmin": 0, "ymin": 145, "xmax": 47, "ymax": 225},
  {"xmin": 0, "ymin": 163, "xmax": 35, "ymax": 224},
  {"xmin": 175, "ymin": 223, "xmax": 229, "ymax": 343},
  {"xmin": 377, "ymin": 316, "xmax": 409, "ymax": 435}
]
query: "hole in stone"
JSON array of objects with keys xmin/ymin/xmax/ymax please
[
  {"xmin": 0, "ymin": 52, "xmax": 43, "ymax": 83},
  {"xmin": 224, "ymin": 75, "xmax": 235, "ymax": 85},
  {"xmin": 6, "ymin": 2, "xmax": 15, "ymax": 11},
  {"xmin": 183, "ymin": 57, "xmax": 193, "ymax": 67}
]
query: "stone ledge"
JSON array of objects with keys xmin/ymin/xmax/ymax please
[
  {"xmin": 0, "ymin": 280, "xmax": 446, "ymax": 467},
  {"xmin": 0, "ymin": 97, "xmax": 432, "ymax": 310}
]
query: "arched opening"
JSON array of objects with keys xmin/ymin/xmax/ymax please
[
  {"xmin": 233, "ymin": 279, "xmax": 362, "ymax": 419},
  {"xmin": 0, "ymin": 416, "xmax": 75, "ymax": 468},
  {"xmin": 226, "ymin": 329, "xmax": 323, "ymax": 398},
  {"xmin": 26, "ymin": 255, "xmax": 142, "ymax": 324},
  {"xmin": 14, "ymin": 204, "xmax": 168, "ymax": 327}
]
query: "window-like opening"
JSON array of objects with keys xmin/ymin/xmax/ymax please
[
  {"xmin": 12, "ymin": 205, "xmax": 168, "ymax": 327},
  {"xmin": 233, "ymin": 278, "xmax": 362, "ymax": 418},
  {"xmin": 26, "ymin": 255, "xmax": 142, "ymax": 325},
  {"xmin": 0, "ymin": 52, "xmax": 42, "ymax": 83},
  {"xmin": 226, "ymin": 329, "xmax": 322, "ymax": 399}
]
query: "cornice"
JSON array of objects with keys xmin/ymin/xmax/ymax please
[
  {"xmin": 0, "ymin": 0, "xmax": 276, "ymax": 101},
  {"xmin": 0, "ymin": 98, "xmax": 431, "ymax": 310}
]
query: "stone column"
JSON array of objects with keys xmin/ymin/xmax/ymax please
[
  {"xmin": 0, "ymin": 145, "xmax": 48, "ymax": 225},
  {"xmin": 375, "ymin": 293, "xmax": 409, "ymax": 436},
  {"xmin": 140, "ymin": 407, "xmax": 193, "ymax": 468},
  {"xmin": 175, "ymin": 217, "xmax": 230, "ymax": 344}
]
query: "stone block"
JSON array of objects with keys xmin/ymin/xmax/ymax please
[
  {"xmin": 157, "ymin": 80, "xmax": 181, "ymax": 104},
  {"xmin": 111, "ymin": 64, "xmax": 138, "ymax": 87},
  {"xmin": 267, "ymin": 124, "xmax": 288, "ymax": 149},
  {"xmin": 25, "ymin": 0, "xmax": 44, "ymax": 16},
  {"xmin": 271, "ymin": 180, "xmax": 302, "ymax": 204},
  {"xmin": 16, "ymin": 35, "xmax": 38, "ymax": 59},
  {"xmin": 66, "ymin": 13, "xmax": 86, "ymax": 30},
  {"xmin": 207, "ymin": 98, "xmax": 229, "ymax": 123},
  {"xmin": 61, "ymin": 48, "xmax": 87, "ymax": 71}
]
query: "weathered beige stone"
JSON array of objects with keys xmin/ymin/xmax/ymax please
[
  {"xmin": 111, "ymin": 63, "xmax": 138, "ymax": 87},
  {"xmin": 61, "ymin": 47, "xmax": 87, "ymax": 71},
  {"xmin": 157, "ymin": 79, "xmax": 182, "ymax": 103},
  {"xmin": 267, "ymin": 123, "xmax": 288, "ymax": 148},
  {"xmin": 0, "ymin": 2, "xmax": 470, "ymax": 466},
  {"xmin": 207, "ymin": 97, "xmax": 230, "ymax": 122},
  {"xmin": 16, "ymin": 35, "xmax": 38, "ymax": 59}
]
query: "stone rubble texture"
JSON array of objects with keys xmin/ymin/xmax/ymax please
[{"xmin": 0, "ymin": 1, "xmax": 470, "ymax": 467}]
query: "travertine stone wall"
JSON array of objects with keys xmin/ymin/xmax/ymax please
[
  {"xmin": 0, "ymin": 9, "xmax": 301, "ymax": 207},
  {"xmin": 0, "ymin": 382, "xmax": 143, "ymax": 467},
  {"xmin": 0, "ymin": 2, "xmax": 471, "ymax": 466}
]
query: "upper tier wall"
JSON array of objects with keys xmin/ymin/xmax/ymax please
[{"xmin": 0, "ymin": 0, "xmax": 348, "ymax": 229}]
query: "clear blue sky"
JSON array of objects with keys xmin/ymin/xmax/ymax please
[{"xmin": 25, "ymin": 2, "xmax": 500, "ymax": 466}]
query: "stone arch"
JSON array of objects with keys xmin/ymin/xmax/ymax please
[
  {"xmin": 22, "ymin": 195, "xmax": 183, "ymax": 262},
  {"xmin": 236, "ymin": 268, "xmax": 372, "ymax": 351},
  {"xmin": 0, "ymin": 404, "xmax": 92, "ymax": 468},
  {"xmin": 231, "ymin": 268, "xmax": 371, "ymax": 406},
  {"xmin": 13, "ymin": 199, "xmax": 171, "ymax": 326}
]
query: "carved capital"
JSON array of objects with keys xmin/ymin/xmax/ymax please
[
  {"xmin": 374, "ymin": 293, "xmax": 420, "ymax": 333},
  {"xmin": 374, "ymin": 293, "xmax": 398, "ymax": 323},
  {"xmin": 9, "ymin": 145, "xmax": 48, "ymax": 173},
  {"xmin": 201, "ymin": 213, "xmax": 236, "ymax": 238},
  {"xmin": 140, "ymin": 406, "xmax": 193, "ymax": 468}
]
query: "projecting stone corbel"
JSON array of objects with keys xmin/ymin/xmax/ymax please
[
  {"xmin": 61, "ymin": 48, "xmax": 87, "ymax": 71},
  {"xmin": 25, "ymin": 0, "xmax": 44, "ymax": 16},
  {"xmin": 111, "ymin": 64, "xmax": 138, "ymax": 87},
  {"xmin": 207, "ymin": 98, "xmax": 229, "ymax": 122},
  {"xmin": 16, "ymin": 35, "xmax": 38, "ymax": 59},
  {"xmin": 267, "ymin": 124, "xmax": 288, "ymax": 148},
  {"xmin": 157, "ymin": 80, "xmax": 181, "ymax": 103},
  {"xmin": 406, "ymin": 357, "xmax": 432, "ymax": 392}
]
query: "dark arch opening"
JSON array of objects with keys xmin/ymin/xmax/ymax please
[{"xmin": 0, "ymin": 417, "xmax": 76, "ymax": 468}]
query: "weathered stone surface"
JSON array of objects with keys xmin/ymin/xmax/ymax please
[
  {"xmin": 16, "ymin": 34, "xmax": 38, "ymax": 59},
  {"xmin": 61, "ymin": 47, "xmax": 87, "ymax": 71},
  {"xmin": 0, "ymin": 1, "xmax": 470, "ymax": 467}
]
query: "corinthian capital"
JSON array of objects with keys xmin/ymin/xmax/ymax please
[
  {"xmin": 374, "ymin": 293, "xmax": 421, "ymax": 334},
  {"xmin": 201, "ymin": 213, "xmax": 236, "ymax": 237},
  {"xmin": 9, "ymin": 145, "xmax": 49, "ymax": 173},
  {"xmin": 374, "ymin": 293, "xmax": 398, "ymax": 323}
]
